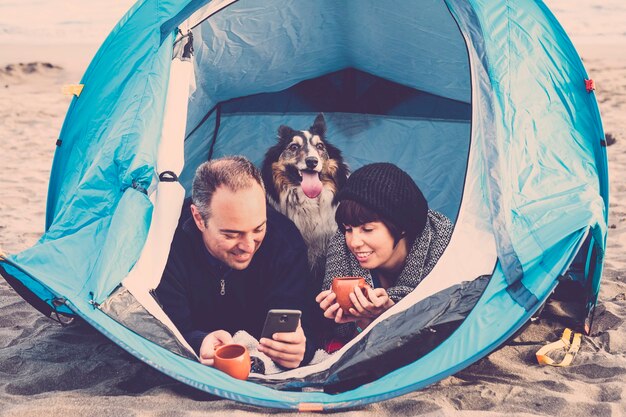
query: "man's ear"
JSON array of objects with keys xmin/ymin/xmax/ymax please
[{"xmin": 190, "ymin": 204, "xmax": 207, "ymax": 231}]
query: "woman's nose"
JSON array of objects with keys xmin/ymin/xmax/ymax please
[{"xmin": 348, "ymin": 230, "xmax": 363, "ymax": 248}]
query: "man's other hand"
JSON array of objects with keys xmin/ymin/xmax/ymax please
[{"xmin": 199, "ymin": 330, "xmax": 233, "ymax": 366}]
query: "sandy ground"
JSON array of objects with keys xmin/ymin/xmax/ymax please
[{"xmin": 1, "ymin": 41, "xmax": 626, "ymax": 416}]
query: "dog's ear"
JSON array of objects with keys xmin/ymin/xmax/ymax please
[
  {"xmin": 278, "ymin": 125, "xmax": 297, "ymax": 142},
  {"xmin": 309, "ymin": 113, "xmax": 326, "ymax": 137}
]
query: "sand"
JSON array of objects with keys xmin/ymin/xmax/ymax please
[{"xmin": 1, "ymin": 41, "xmax": 626, "ymax": 416}]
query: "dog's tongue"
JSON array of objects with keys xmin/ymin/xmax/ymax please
[{"xmin": 301, "ymin": 171, "xmax": 323, "ymax": 199}]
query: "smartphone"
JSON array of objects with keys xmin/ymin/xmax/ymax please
[{"xmin": 260, "ymin": 309, "xmax": 301, "ymax": 339}]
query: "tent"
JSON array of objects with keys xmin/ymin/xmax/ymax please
[{"xmin": 0, "ymin": 0, "xmax": 608, "ymax": 410}]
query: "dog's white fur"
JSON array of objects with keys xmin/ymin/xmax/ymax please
[{"xmin": 272, "ymin": 170, "xmax": 339, "ymax": 271}]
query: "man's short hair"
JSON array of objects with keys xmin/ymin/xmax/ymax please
[{"xmin": 192, "ymin": 156, "xmax": 265, "ymax": 223}]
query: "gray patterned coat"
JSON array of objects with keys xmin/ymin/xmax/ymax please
[{"xmin": 321, "ymin": 210, "xmax": 454, "ymax": 340}]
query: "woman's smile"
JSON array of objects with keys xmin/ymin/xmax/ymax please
[{"xmin": 353, "ymin": 250, "xmax": 374, "ymax": 263}]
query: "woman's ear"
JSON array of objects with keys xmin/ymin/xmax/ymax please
[{"xmin": 392, "ymin": 231, "xmax": 408, "ymax": 248}]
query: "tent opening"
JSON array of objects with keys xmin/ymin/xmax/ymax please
[{"xmin": 104, "ymin": 0, "xmax": 495, "ymax": 395}]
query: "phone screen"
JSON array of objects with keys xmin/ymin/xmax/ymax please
[{"xmin": 261, "ymin": 309, "xmax": 301, "ymax": 339}]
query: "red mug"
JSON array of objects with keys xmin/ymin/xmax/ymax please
[
  {"xmin": 214, "ymin": 344, "xmax": 251, "ymax": 380},
  {"xmin": 332, "ymin": 276, "xmax": 367, "ymax": 311}
]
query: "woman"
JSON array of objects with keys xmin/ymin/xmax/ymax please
[{"xmin": 316, "ymin": 162, "xmax": 454, "ymax": 346}]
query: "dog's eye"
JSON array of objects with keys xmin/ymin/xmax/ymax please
[
  {"xmin": 289, "ymin": 144, "xmax": 300, "ymax": 152},
  {"xmin": 316, "ymin": 143, "xmax": 325, "ymax": 151}
]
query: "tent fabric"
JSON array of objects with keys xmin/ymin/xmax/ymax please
[
  {"xmin": 0, "ymin": 0, "xmax": 608, "ymax": 410},
  {"xmin": 185, "ymin": 0, "xmax": 471, "ymax": 126},
  {"xmin": 252, "ymin": 275, "xmax": 492, "ymax": 392},
  {"xmin": 452, "ymin": 0, "xmax": 607, "ymax": 308}
]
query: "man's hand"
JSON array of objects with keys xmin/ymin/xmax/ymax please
[
  {"xmin": 199, "ymin": 330, "xmax": 233, "ymax": 366},
  {"xmin": 258, "ymin": 322, "xmax": 306, "ymax": 369}
]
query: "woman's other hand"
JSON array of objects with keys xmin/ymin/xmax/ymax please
[
  {"xmin": 347, "ymin": 286, "xmax": 395, "ymax": 322},
  {"xmin": 315, "ymin": 289, "xmax": 357, "ymax": 324}
]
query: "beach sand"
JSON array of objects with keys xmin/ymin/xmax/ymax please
[{"xmin": 1, "ymin": 40, "xmax": 626, "ymax": 416}]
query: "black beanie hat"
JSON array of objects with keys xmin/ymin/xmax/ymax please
[{"xmin": 335, "ymin": 163, "xmax": 428, "ymax": 239}]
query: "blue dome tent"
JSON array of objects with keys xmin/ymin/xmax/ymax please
[{"xmin": 0, "ymin": 0, "xmax": 608, "ymax": 410}]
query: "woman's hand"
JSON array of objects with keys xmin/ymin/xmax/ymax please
[
  {"xmin": 315, "ymin": 289, "xmax": 357, "ymax": 324},
  {"xmin": 347, "ymin": 286, "xmax": 395, "ymax": 321}
]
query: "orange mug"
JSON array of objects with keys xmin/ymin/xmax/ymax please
[
  {"xmin": 332, "ymin": 276, "xmax": 367, "ymax": 311},
  {"xmin": 213, "ymin": 344, "xmax": 251, "ymax": 380}
]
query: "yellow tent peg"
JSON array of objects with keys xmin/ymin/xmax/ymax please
[
  {"xmin": 536, "ymin": 328, "xmax": 582, "ymax": 367},
  {"xmin": 62, "ymin": 84, "xmax": 84, "ymax": 97}
]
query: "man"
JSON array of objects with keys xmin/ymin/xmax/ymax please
[{"xmin": 156, "ymin": 156, "xmax": 315, "ymax": 369}]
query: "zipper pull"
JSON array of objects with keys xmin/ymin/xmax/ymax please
[{"xmin": 220, "ymin": 279, "xmax": 226, "ymax": 296}]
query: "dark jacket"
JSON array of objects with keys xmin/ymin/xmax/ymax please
[{"xmin": 155, "ymin": 201, "xmax": 316, "ymax": 365}]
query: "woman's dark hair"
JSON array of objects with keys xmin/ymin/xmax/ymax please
[{"xmin": 335, "ymin": 199, "xmax": 411, "ymax": 246}]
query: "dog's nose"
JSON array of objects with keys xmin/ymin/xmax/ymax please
[{"xmin": 305, "ymin": 157, "xmax": 318, "ymax": 169}]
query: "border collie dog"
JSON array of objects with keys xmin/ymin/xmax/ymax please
[{"xmin": 262, "ymin": 114, "xmax": 349, "ymax": 278}]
